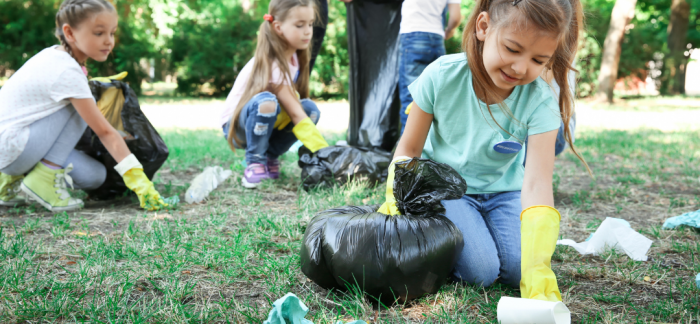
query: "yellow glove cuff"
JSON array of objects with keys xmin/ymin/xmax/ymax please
[{"xmin": 520, "ymin": 205, "xmax": 561, "ymax": 221}]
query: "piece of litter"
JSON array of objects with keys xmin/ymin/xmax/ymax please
[
  {"xmin": 263, "ymin": 293, "xmax": 366, "ymax": 324},
  {"xmin": 557, "ymin": 217, "xmax": 653, "ymax": 261},
  {"xmin": 185, "ymin": 166, "xmax": 232, "ymax": 204},
  {"xmin": 497, "ymin": 297, "xmax": 570, "ymax": 324},
  {"xmin": 586, "ymin": 217, "xmax": 630, "ymax": 241},
  {"xmin": 163, "ymin": 196, "xmax": 179, "ymax": 206},
  {"xmin": 288, "ymin": 140, "xmax": 304, "ymax": 152},
  {"xmin": 335, "ymin": 140, "xmax": 348, "ymax": 146},
  {"xmin": 696, "ymin": 273, "xmax": 700, "ymax": 289},
  {"xmin": 663, "ymin": 209, "xmax": 700, "ymax": 229},
  {"xmin": 644, "ymin": 276, "xmax": 651, "ymax": 282}
]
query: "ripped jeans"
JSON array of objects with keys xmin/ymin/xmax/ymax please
[{"xmin": 223, "ymin": 91, "xmax": 320, "ymax": 165}]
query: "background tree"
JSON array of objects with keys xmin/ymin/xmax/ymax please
[
  {"xmin": 596, "ymin": 0, "xmax": 638, "ymax": 103},
  {"xmin": 661, "ymin": 0, "xmax": 690, "ymax": 94}
]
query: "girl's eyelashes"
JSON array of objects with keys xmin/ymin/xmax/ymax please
[{"xmin": 506, "ymin": 45, "xmax": 545, "ymax": 65}]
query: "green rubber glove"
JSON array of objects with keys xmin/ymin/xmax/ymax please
[
  {"xmin": 377, "ymin": 156, "xmax": 410, "ymax": 215},
  {"xmin": 292, "ymin": 117, "xmax": 329, "ymax": 153},
  {"xmin": 115, "ymin": 154, "xmax": 167, "ymax": 211},
  {"xmin": 520, "ymin": 205, "xmax": 563, "ymax": 302}
]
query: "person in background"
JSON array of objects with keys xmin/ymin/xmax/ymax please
[
  {"xmin": 221, "ymin": 0, "xmax": 329, "ymax": 189},
  {"xmin": 309, "ymin": 0, "xmax": 329, "ymax": 72},
  {"xmin": 0, "ymin": 0, "xmax": 167, "ymax": 211},
  {"xmin": 398, "ymin": 0, "xmax": 462, "ymax": 135}
]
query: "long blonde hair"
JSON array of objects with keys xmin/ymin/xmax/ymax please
[
  {"xmin": 463, "ymin": 0, "xmax": 590, "ymax": 173},
  {"xmin": 228, "ymin": 0, "xmax": 315, "ymax": 149}
]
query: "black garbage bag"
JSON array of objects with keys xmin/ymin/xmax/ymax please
[
  {"xmin": 74, "ymin": 80, "xmax": 169, "ymax": 200},
  {"xmin": 300, "ymin": 158, "xmax": 466, "ymax": 304},
  {"xmin": 298, "ymin": 145, "xmax": 392, "ymax": 191},
  {"xmin": 346, "ymin": 0, "xmax": 403, "ymax": 151}
]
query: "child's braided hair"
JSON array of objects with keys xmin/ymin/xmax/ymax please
[{"xmin": 55, "ymin": 0, "xmax": 115, "ymax": 64}]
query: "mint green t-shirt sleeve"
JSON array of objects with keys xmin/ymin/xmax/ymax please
[
  {"xmin": 407, "ymin": 60, "xmax": 442, "ymax": 115},
  {"xmin": 527, "ymin": 96, "xmax": 562, "ymax": 136}
]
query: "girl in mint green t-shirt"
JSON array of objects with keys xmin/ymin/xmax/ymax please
[{"xmin": 378, "ymin": 0, "xmax": 590, "ymax": 302}]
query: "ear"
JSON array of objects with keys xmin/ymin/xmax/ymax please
[
  {"xmin": 62, "ymin": 23, "xmax": 76, "ymax": 43},
  {"xmin": 272, "ymin": 21, "xmax": 284, "ymax": 36},
  {"xmin": 475, "ymin": 12, "xmax": 490, "ymax": 42}
]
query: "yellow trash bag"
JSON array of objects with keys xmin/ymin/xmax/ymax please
[
  {"xmin": 89, "ymin": 72, "xmax": 129, "ymax": 135},
  {"xmin": 520, "ymin": 205, "xmax": 563, "ymax": 302}
]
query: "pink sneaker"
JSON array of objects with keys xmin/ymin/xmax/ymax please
[
  {"xmin": 241, "ymin": 163, "xmax": 269, "ymax": 188},
  {"xmin": 267, "ymin": 157, "xmax": 280, "ymax": 179}
]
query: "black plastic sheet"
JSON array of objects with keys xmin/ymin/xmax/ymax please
[
  {"xmin": 346, "ymin": 0, "xmax": 403, "ymax": 151},
  {"xmin": 300, "ymin": 158, "xmax": 467, "ymax": 304},
  {"xmin": 75, "ymin": 80, "xmax": 169, "ymax": 200},
  {"xmin": 298, "ymin": 145, "xmax": 392, "ymax": 191}
]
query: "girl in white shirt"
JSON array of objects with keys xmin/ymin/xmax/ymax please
[{"xmin": 0, "ymin": 0, "xmax": 166, "ymax": 212}]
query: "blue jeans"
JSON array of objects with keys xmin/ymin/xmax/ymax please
[
  {"xmin": 398, "ymin": 32, "xmax": 446, "ymax": 135},
  {"xmin": 442, "ymin": 191, "xmax": 522, "ymax": 288},
  {"xmin": 223, "ymin": 92, "xmax": 320, "ymax": 165}
]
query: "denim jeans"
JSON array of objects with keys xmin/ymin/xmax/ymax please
[
  {"xmin": 398, "ymin": 32, "xmax": 446, "ymax": 135},
  {"xmin": 223, "ymin": 92, "xmax": 320, "ymax": 165},
  {"xmin": 442, "ymin": 191, "xmax": 522, "ymax": 288}
]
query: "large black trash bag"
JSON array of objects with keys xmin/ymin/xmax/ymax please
[
  {"xmin": 75, "ymin": 80, "xmax": 169, "ymax": 200},
  {"xmin": 346, "ymin": 0, "xmax": 403, "ymax": 151},
  {"xmin": 300, "ymin": 158, "xmax": 466, "ymax": 304},
  {"xmin": 298, "ymin": 145, "xmax": 392, "ymax": 191}
]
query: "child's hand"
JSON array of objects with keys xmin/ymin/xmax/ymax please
[
  {"xmin": 123, "ymin": 168, "xmax": 168, "ymax": 211},
  {"xmin": 115, "ymin": 154, "xmax": 168, "ymax": 211}
]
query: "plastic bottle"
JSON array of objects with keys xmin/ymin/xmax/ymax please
[{"xmin": 185, "ymin": 166, "xmax": 232, "ymax": 204}]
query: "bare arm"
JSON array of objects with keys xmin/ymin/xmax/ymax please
[
  {"xmin": 444, "ymin": 3, "xmax": 462, "ymax": 39},
  {"xmin": 394, "ymin": 102, "xmax": 433, "ymax": 159},
  {"xmin": 70, "ymin": 98, "xmax": 131, "ymax": 163},
  {"xmin": 521, "ymin": 129, "xmax": 558, "ymax": 209},
  {"xmin": 275, "ymin": 85, "xmax": 310, "ymax": 125}
]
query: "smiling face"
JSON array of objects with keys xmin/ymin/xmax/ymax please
[
  {"xmin": 62, "ymin": 11, "xmax": 118, "ymax": 63},
  {"xmin": 475, "ymin": 12, "xmax": 559, "ymax": 99},
  {"xmin": 273, "ymin": 5, "xmax": 314, "ymax": 51}
]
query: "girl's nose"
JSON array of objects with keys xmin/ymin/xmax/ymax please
[{"xmin": 511, "ymin": 60, "xmax": 526, "ymax": 75}]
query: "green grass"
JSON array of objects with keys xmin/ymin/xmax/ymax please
[{"xmin": 1, "ymin": 127, "xmax": 700, "ymax": 323}]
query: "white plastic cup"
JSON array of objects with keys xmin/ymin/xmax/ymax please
[{"xmin": 497, "ymin": 297, "xmax": 571, "ymax": 324}]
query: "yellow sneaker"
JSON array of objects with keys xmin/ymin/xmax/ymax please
[
  {"xmin": 21, "ymin": 163, "xmax": 83, "ymax": 212},
  {"xmin": 0, "ymin": 172, "xmax": 26, "ymax": 206}
]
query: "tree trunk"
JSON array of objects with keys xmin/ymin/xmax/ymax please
[
  {"xmin": 662, "ymin": 0, "xmax": 691, "ymax": 95},
  {"xmin": 596, "ymin": 0, "xmax": 637, "ymax": 103}
]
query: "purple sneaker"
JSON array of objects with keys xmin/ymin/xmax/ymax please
[
  {"xmin": 241, "ymin": 163, "xmax": 269, "ymax": 188},
  {"xmin": 267, "ymin": 157, "xmax": 280, "ymax": 179}
]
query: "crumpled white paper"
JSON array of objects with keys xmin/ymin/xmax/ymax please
[{"xmin": 557, "ymin": 217, "xmax": 653, "ymax": 261}]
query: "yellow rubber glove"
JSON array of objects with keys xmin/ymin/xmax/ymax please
[
  {"xmin": 90, "ymin": 71, "xmax": 128, "ymax": 83},
  {"xmin": 520, "ymin": 205, "xmax": 563, "ymax": 302},
  {"xmin": 292, "ymin": 117, "xmax": 329, "ymax": 153},
  {"xmin": 275, "ymin": 110, "xmax": 292, "ymax": 130},
  {"xmin": 377, "ymin": 156, "xmax": 410, "ymax": 215},
  {"xmin": 115, "ymin": 154, "xmax": 167, "ymax": 211}
]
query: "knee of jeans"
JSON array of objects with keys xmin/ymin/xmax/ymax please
[
  {"xmin": 453, "ymin": 256, "xmax": 500, "ymax": 288},
  {"xmin": 301, "ymin": 99, "xmax": 320, "ymax": 124},
  {"xmin": 257, "ymin": 100, "xmax": 279, "ymax": 117}
]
